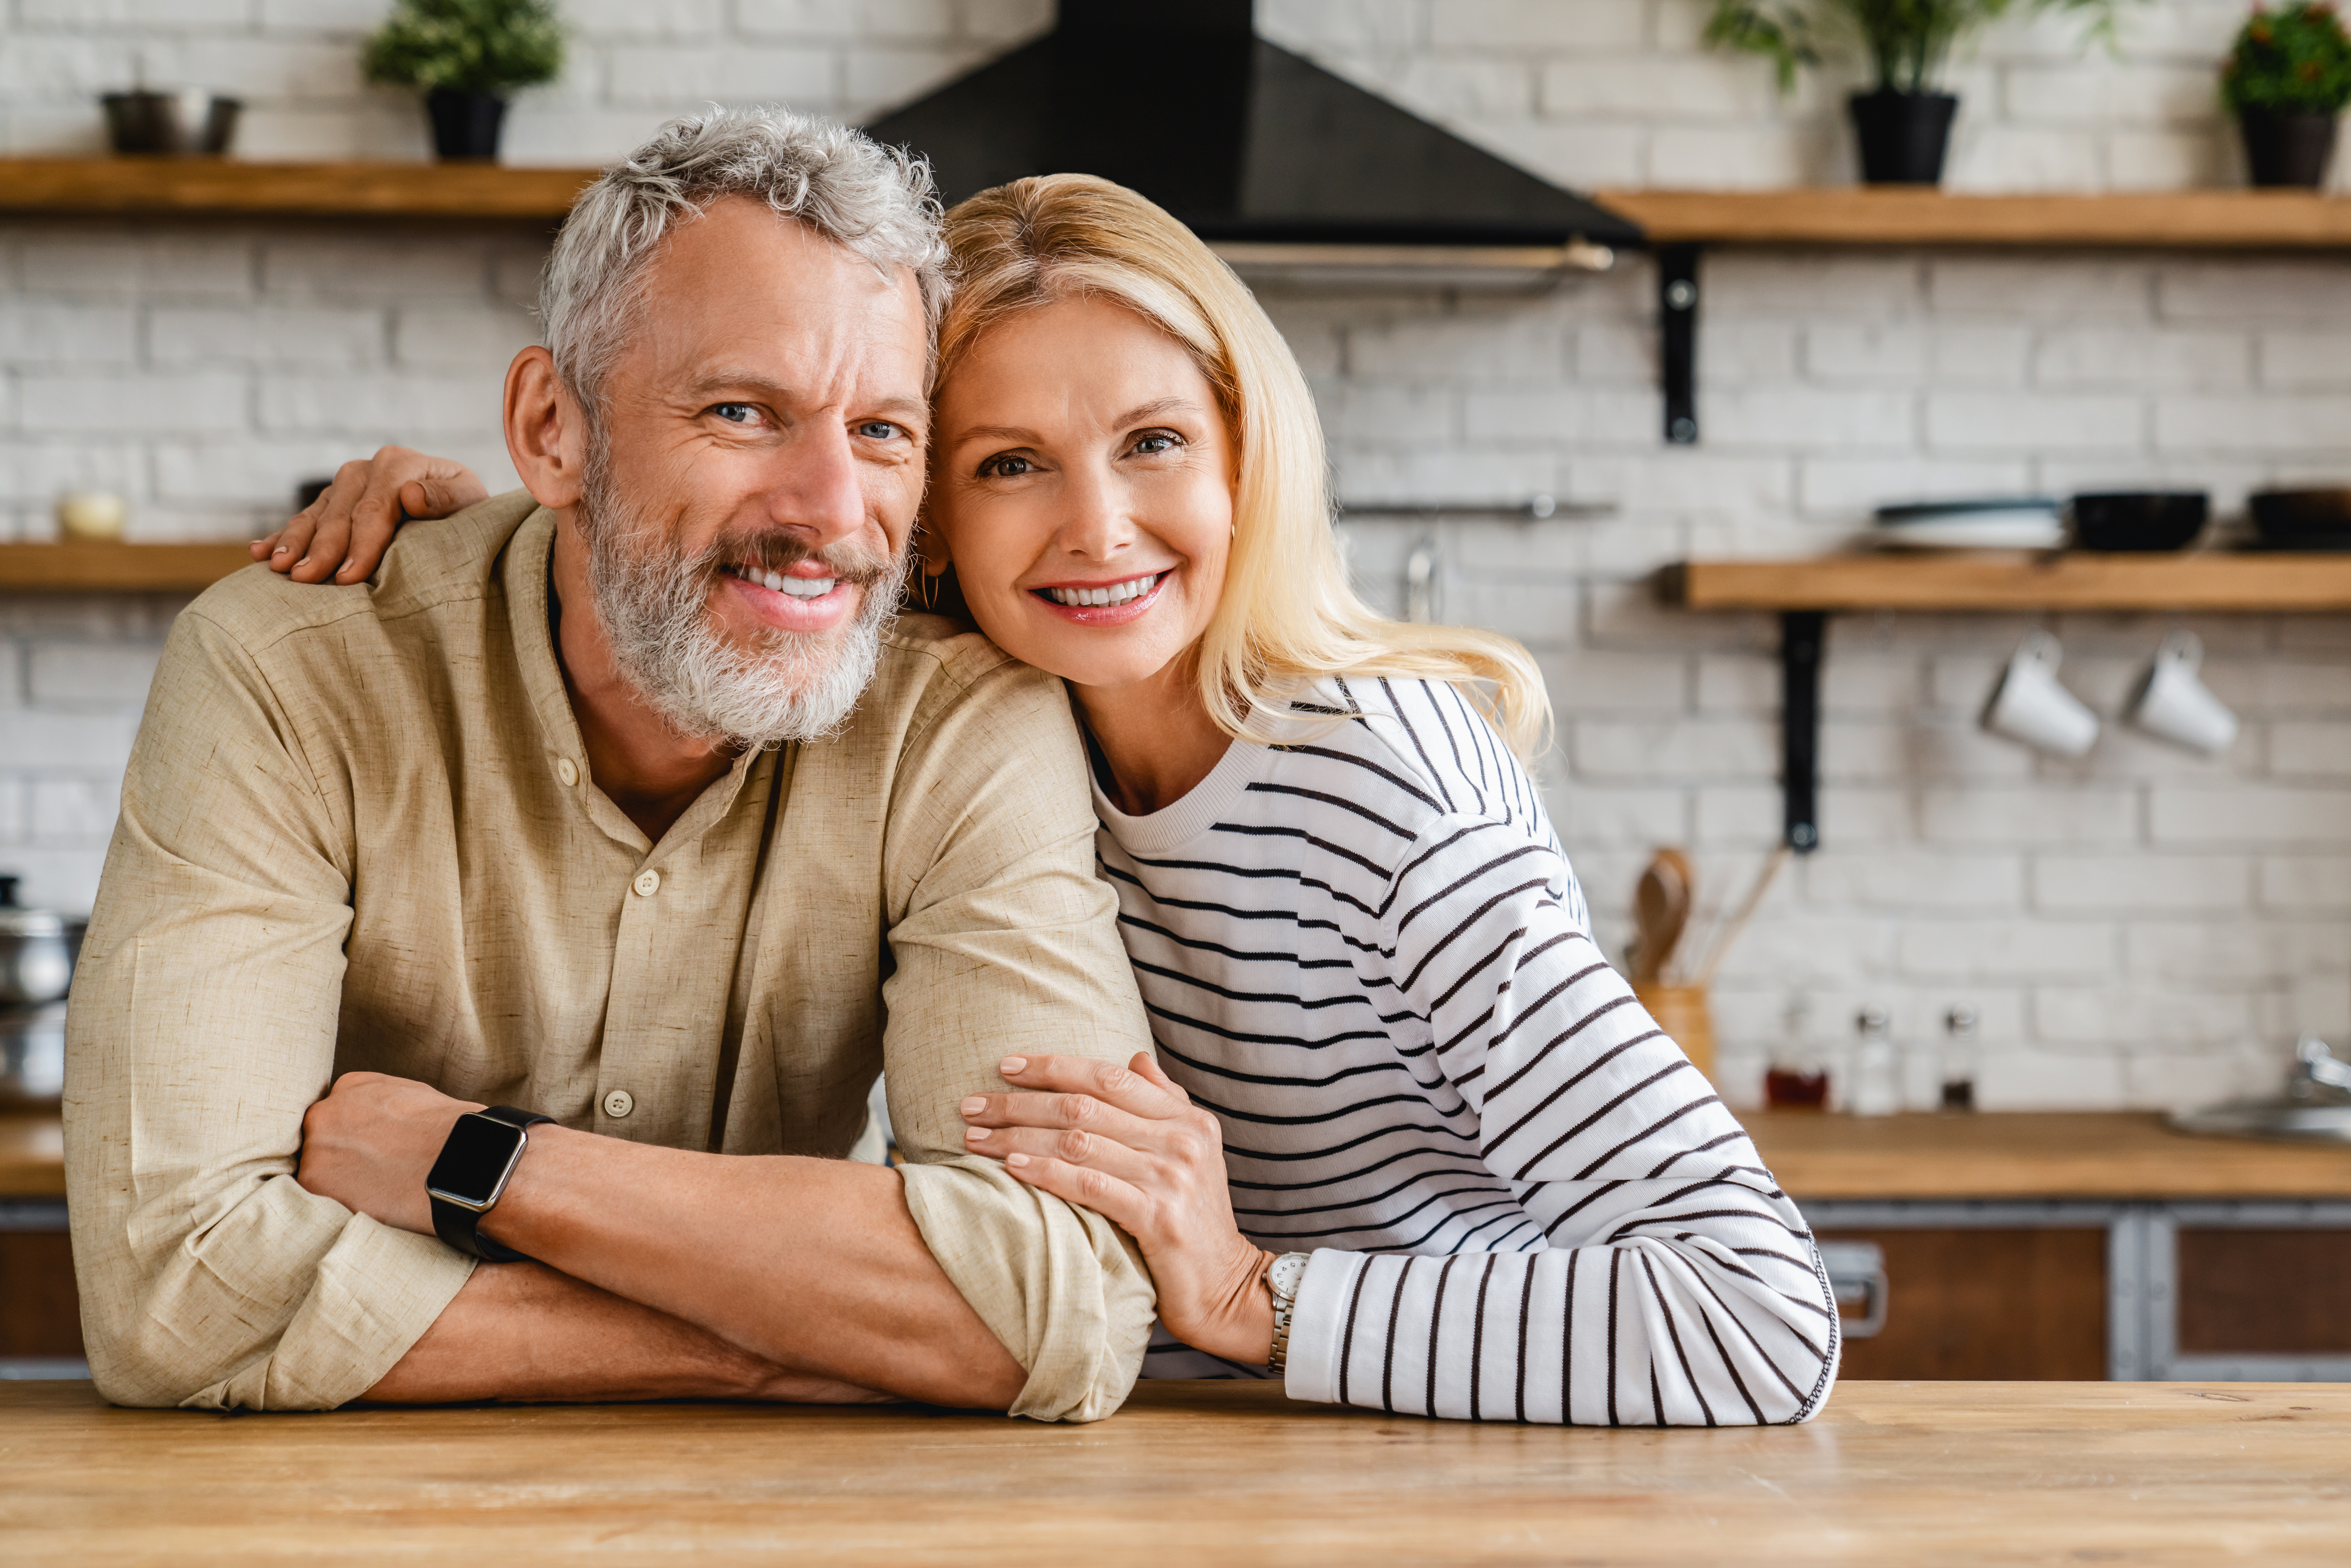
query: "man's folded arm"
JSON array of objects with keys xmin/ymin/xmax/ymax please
[
  {"xmin": 879, "ymin": 658, "xmax": 1162, "ymax": 1424},
  {"xmin": 64, "ymin": 605, "xmax": 475, "ymax": 1410}
]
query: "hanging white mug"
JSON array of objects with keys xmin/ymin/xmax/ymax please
[
  {"xmin": 1982, "ymin": 631, "xmax": 2099, "ymax": 757},
  {"xmin": 2125, "ymin": 630, "xmax": 2238, "ymax": 755}
]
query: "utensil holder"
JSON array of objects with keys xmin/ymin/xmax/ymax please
[{"xmin": 1631, "ymin": 981, "xmax": 1715, "ymax": 1084}]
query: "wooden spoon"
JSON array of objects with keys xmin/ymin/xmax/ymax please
[{"xmin": 1630, "ymin": 847, "xmax": 1693, "ymax": 984}]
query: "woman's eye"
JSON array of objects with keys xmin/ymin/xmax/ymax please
[
  {"xmin": 1131, "ymin": 432, "xmax": 1181, "ymax": 456},
  {"xmin": 979, "ymin": 453, "xmax": 1034, "ymax": 478}
]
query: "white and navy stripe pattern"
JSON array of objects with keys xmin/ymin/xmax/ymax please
[{"xmin": 1098, "ymin": 675, "xmax": 1838, "ymax": 1424}]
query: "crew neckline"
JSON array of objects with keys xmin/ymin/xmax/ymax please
[{"xmin": 1090, "ymin": 734, "xmax": 1274, "ymax": 857}]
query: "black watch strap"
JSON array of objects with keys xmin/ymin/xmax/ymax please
[{"xmin": 429, "ymin": 1105, "xmax": 552, "ymax": 1264}]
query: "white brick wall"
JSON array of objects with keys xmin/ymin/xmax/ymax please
[{"xmin": 0, "ymin": 1, "xmax": 2346, "ymax": 1112}]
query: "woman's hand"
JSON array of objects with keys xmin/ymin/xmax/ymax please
[
  {"xmin": 960, "ymin": 1052, "xmax": 1277, "ymax": 1365},
  {"xmin": 250, "ymin": 446, "xmax": 487, "ymax": 584}
]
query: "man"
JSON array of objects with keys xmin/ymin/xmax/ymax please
[{"xmin": 62, "ymin": 108, "xmax": 1155, "ymax": 1421}]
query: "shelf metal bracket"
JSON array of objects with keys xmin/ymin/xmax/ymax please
[
  {"xmin": 1659, "ymin": 244, "xmax": 1700, "ymax": 444},
  {"xmin": 1781, "ymin": 611, "xmax": 1825, "ymax": 853}
]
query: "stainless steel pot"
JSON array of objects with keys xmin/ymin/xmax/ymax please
[
  {"xmin": 0, "ymin": 877, "xmax": 73, "ymax": 1007},
  {"xmin": 0, "ymin": 1002, "xmax": 65, "ymax": 1110}
]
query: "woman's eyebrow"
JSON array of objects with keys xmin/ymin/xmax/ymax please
[{"xmin": 948, "ymin": 398, "xmax": 1205, "ymax": 448}]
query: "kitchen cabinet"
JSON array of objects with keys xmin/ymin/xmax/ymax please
[
  {"xmin": 1751, "ymin": 1113, "xmax": 2351, "ymax": 1382},
  {"xmin": 0, "ymin": 1115, "xmax": 78, "ymax": 1376}
]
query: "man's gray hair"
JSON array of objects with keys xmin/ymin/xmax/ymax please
[{"xmin": 542, "ymin": 106, "xmax": 951, "ymax": 409}]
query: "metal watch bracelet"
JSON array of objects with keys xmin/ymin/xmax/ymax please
[{"xmin": 1263, "ymin": 1251, "xmax": 1311, "ymax": 1375}]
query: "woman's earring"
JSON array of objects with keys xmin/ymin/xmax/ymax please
[{"xmin": 919, "ymin": 566, "xmax": 941, "ymax": 611}]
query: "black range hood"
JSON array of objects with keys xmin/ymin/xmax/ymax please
[{"xmin": 863, "ymin": 0, "xmax": 1643, "ymax": 271}]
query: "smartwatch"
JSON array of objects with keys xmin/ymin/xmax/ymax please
[
  {"xmin": 426, "ymin": 1105, "xmax": 552, "ymax": 1263},
  {"xmin": 1263, "ymin": 1251, "xmax": 1311, "ymax": 1375}
]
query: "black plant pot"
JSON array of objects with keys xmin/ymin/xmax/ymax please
[
  {"xmin": 1849, "ymin": 90, "xmax": 1959, "ymax": 185},
  {"xmin": 426, "ymin": 88, "xmax": 508, "ymax": 162},
  {"xmin": 2239, "ymin": 108, "xmax": 2339, "ymax": 189}
]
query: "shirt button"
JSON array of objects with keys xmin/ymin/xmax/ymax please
[
  {"xmin": 632, "ymin": 869, "xmax": 661, "ymax": 897},
  {"xmin": 556, "ymin": 758, "xmax": 578, "ymax": 787},
  {"xmin": 603, "ymin": 1088, "xmax": 634, "ymax": 1119}
]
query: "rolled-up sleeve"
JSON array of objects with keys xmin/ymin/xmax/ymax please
[
  {"xmin": 879, "ymin": 657, "xmax": 1158, "ymax": 1423},
  {"xmin": 64, "ymin": 607, "xmax": 472, "ymax": 1411}
]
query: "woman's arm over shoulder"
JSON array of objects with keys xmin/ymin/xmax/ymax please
[
  {"xmin": 1275, "ymin": 804, "xmax": 1839, "ymax": 1427},
  {"xmin": 250, "ymin": 447, "xmax": 486, "ymax": 585}
]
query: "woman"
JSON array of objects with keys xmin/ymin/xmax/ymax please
[{"xmin": 261, "ymin": 175, "xmax": 1836, "ymax": 1426}]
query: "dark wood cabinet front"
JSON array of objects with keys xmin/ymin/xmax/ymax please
[
  {"xmin": 1820, "ymin": 1227, "xmax": 2107, "ymax": 1381},
  {"xmin": 0, "ymin": 1230, "xmax": 83, "ymax": 1359}
]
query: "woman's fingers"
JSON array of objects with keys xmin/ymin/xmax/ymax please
[
  {"xmin": 959, "ymin": 1085, "xmax": 1164, "ymax": 1158},
  {"xmin": 963, "ymin": 1117, "xmax": 1156, "ymax": 1183},
  {"xmin": 995, "ymin": 1053, "xmax": 1183, "ymax": 1119},
  {"xmin": 996, "ymin": 1149, "xmax": 1151, "ymax": 1235},
  {"xmin": 262, "ymin": 506, "xmax": 322, "ymax": 575}
]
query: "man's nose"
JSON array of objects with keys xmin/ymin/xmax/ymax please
[{"xmin": 759, "ymin": 422, "xmax": 866, "ymax": 543}]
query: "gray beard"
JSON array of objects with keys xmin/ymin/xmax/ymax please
[{"xmin": 577, "ymin": 468, "xmax": 907, "ymax": 749}]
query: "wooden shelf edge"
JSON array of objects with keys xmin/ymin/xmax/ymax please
[
  {"xmin": 1597, "ymin": 187, "xmax": 2351, "ymax": 249},
  {"xmin": 1660, "ymin": 553, "xmax": 2351, "ymax": 612},
  {"xmin": 0, "ymin": 157, "xmax": 598, "ymax": 221},
  {"xmin": 0, "ymin": 542, "xmax": 259, "ymax": 594}
]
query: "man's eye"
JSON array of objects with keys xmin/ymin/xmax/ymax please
[
  {"xmin": 712, "ymin": 403, "xmax": 759, "ymax": 424},
  {"xmin": 979, "ymin": 453, "xmax": 1034, "ymax": 478}
]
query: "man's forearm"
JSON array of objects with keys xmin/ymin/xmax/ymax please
[
  {"xmin": 479, "ymin": 1131, "xmax": 1028, "ymax": 1409},
  {"xmin": 364, "ymin": 1258, "xmax": 889, "ymax": 1406}
]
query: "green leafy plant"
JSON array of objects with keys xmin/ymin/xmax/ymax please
[
  {"xmin": 2222, "ymin": 2, "xmax": 2351, "ymax": 114},
  {"xmin": 1706, "ymin": 0, "xmax": 2129, "ymax": 95},
  {"xmin": 363, "ymin": 0, "xmax": 565, "ymax": 96}
]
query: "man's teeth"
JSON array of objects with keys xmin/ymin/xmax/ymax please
[
  {"xmin": 1045, "ymin": 573, "xmax": 1160, "ymax": 608},
  {"xmin": 754, "ymin": 569, "xmax": 835, "ymax": 599}
]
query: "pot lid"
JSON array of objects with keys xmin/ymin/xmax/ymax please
[{"xmin": 0, "ymin": 875, "xmax": 64, "ymax": 938}]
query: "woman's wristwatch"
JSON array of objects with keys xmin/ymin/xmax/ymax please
[{"xmin": 1263, "ymin": 1252, "xmax": 1312, "ymax": 1374}]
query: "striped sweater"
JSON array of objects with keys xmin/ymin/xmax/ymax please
[{"xmin": 1099, "ymin": 675, "xmax": 1839, "ymax": 1424}]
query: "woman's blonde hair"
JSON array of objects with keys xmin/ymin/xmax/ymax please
[{"xmin": 935, "ymin": 174, "xmax": 1552, "ymax": 761}]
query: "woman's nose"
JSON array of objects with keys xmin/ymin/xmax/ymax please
[{"xmin": 1054, "ymin": 464, "xmax": 1136, "ymax": 559}]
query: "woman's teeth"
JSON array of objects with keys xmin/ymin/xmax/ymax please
[{"xmin": 1045, "ymin": 573, "xmax": 1160, "ymax": 608}]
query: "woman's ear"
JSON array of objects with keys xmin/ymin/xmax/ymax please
[
  {"xmin": 504, "ymin": 346, "xmax": 585, "ymax": 512},
  {"xmin": 913, "ymin": 513, "xmax": 952, "ymax": 578}
]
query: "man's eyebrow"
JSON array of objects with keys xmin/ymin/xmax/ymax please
[{"xmin": 679, "ymin": 374, "xmax": 928, "ymax": 425}]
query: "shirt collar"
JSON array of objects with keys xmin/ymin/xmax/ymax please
[{"xmin": 502, "ymin": 506, "xmax": 770, "ymax": 857}]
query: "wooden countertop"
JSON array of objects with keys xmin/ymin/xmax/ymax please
[
  {"xmin": 2, "ymin": 1379, "xmax": 2343, "ymax": 1563},
  {"xmin": 1750, "ymin": 1111, "xmax": 2351, "ymax": 1200},
  {"xmin": 9, "ymin": 1112, "xmax": 2347, "ymax": 1202},
  {"xmin": 0, "ymin": 1114, "xmax": 63, "ymax": 1197}
]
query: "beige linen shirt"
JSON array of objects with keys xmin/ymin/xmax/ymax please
[{"xmin": 63, "ymin": 491, "xmax": 1156, "ymax": 1421}]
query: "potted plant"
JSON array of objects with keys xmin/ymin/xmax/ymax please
[
  {"xmin": 2222, "ymin": 3, "xmax": 2351, "ymax": 188},
  {"xmin": 1706, "ymin": 0, "xmax": 2130, "ymax": 185},
  {"xmin": 363, "ymin": 0, "xmax": 565, "ymax": 163}
]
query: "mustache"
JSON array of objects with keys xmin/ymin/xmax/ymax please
[{"xmin": 699, "ymin": 526, "xmax": 901, "ymax": 587}]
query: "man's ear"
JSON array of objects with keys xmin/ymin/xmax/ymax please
[{"xmin": 505, "ymin": 346, "xmax": 586, "ymax": 511}]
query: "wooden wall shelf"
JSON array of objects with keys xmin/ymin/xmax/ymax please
[
  {"xmin": 1597, "ymin": 187, "xmax": 2351, "ymax": 250},
  {"xmin": 1662, "ymin": 552, "xmax": 2351, "ymax": 613},
  {"xmin": 0, "ymin": 542, "xmax": 256, "ymax": 594},
  {"xmin": 0, "ymin": 158, "xmax": 594, "ymax": 221},
  {"xmin": 5, "ymin": 163, "xmax": 2348, "ymax": 252}
]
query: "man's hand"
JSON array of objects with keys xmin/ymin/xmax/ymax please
[{"xmin": 296, "ymin": 1071, "xmax": 481, "ymax": 1235}]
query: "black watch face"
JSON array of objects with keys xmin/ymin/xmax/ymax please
[{"xmin": 426, "ymin": 1114, "xmax": 527, "ymax": 1206}]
